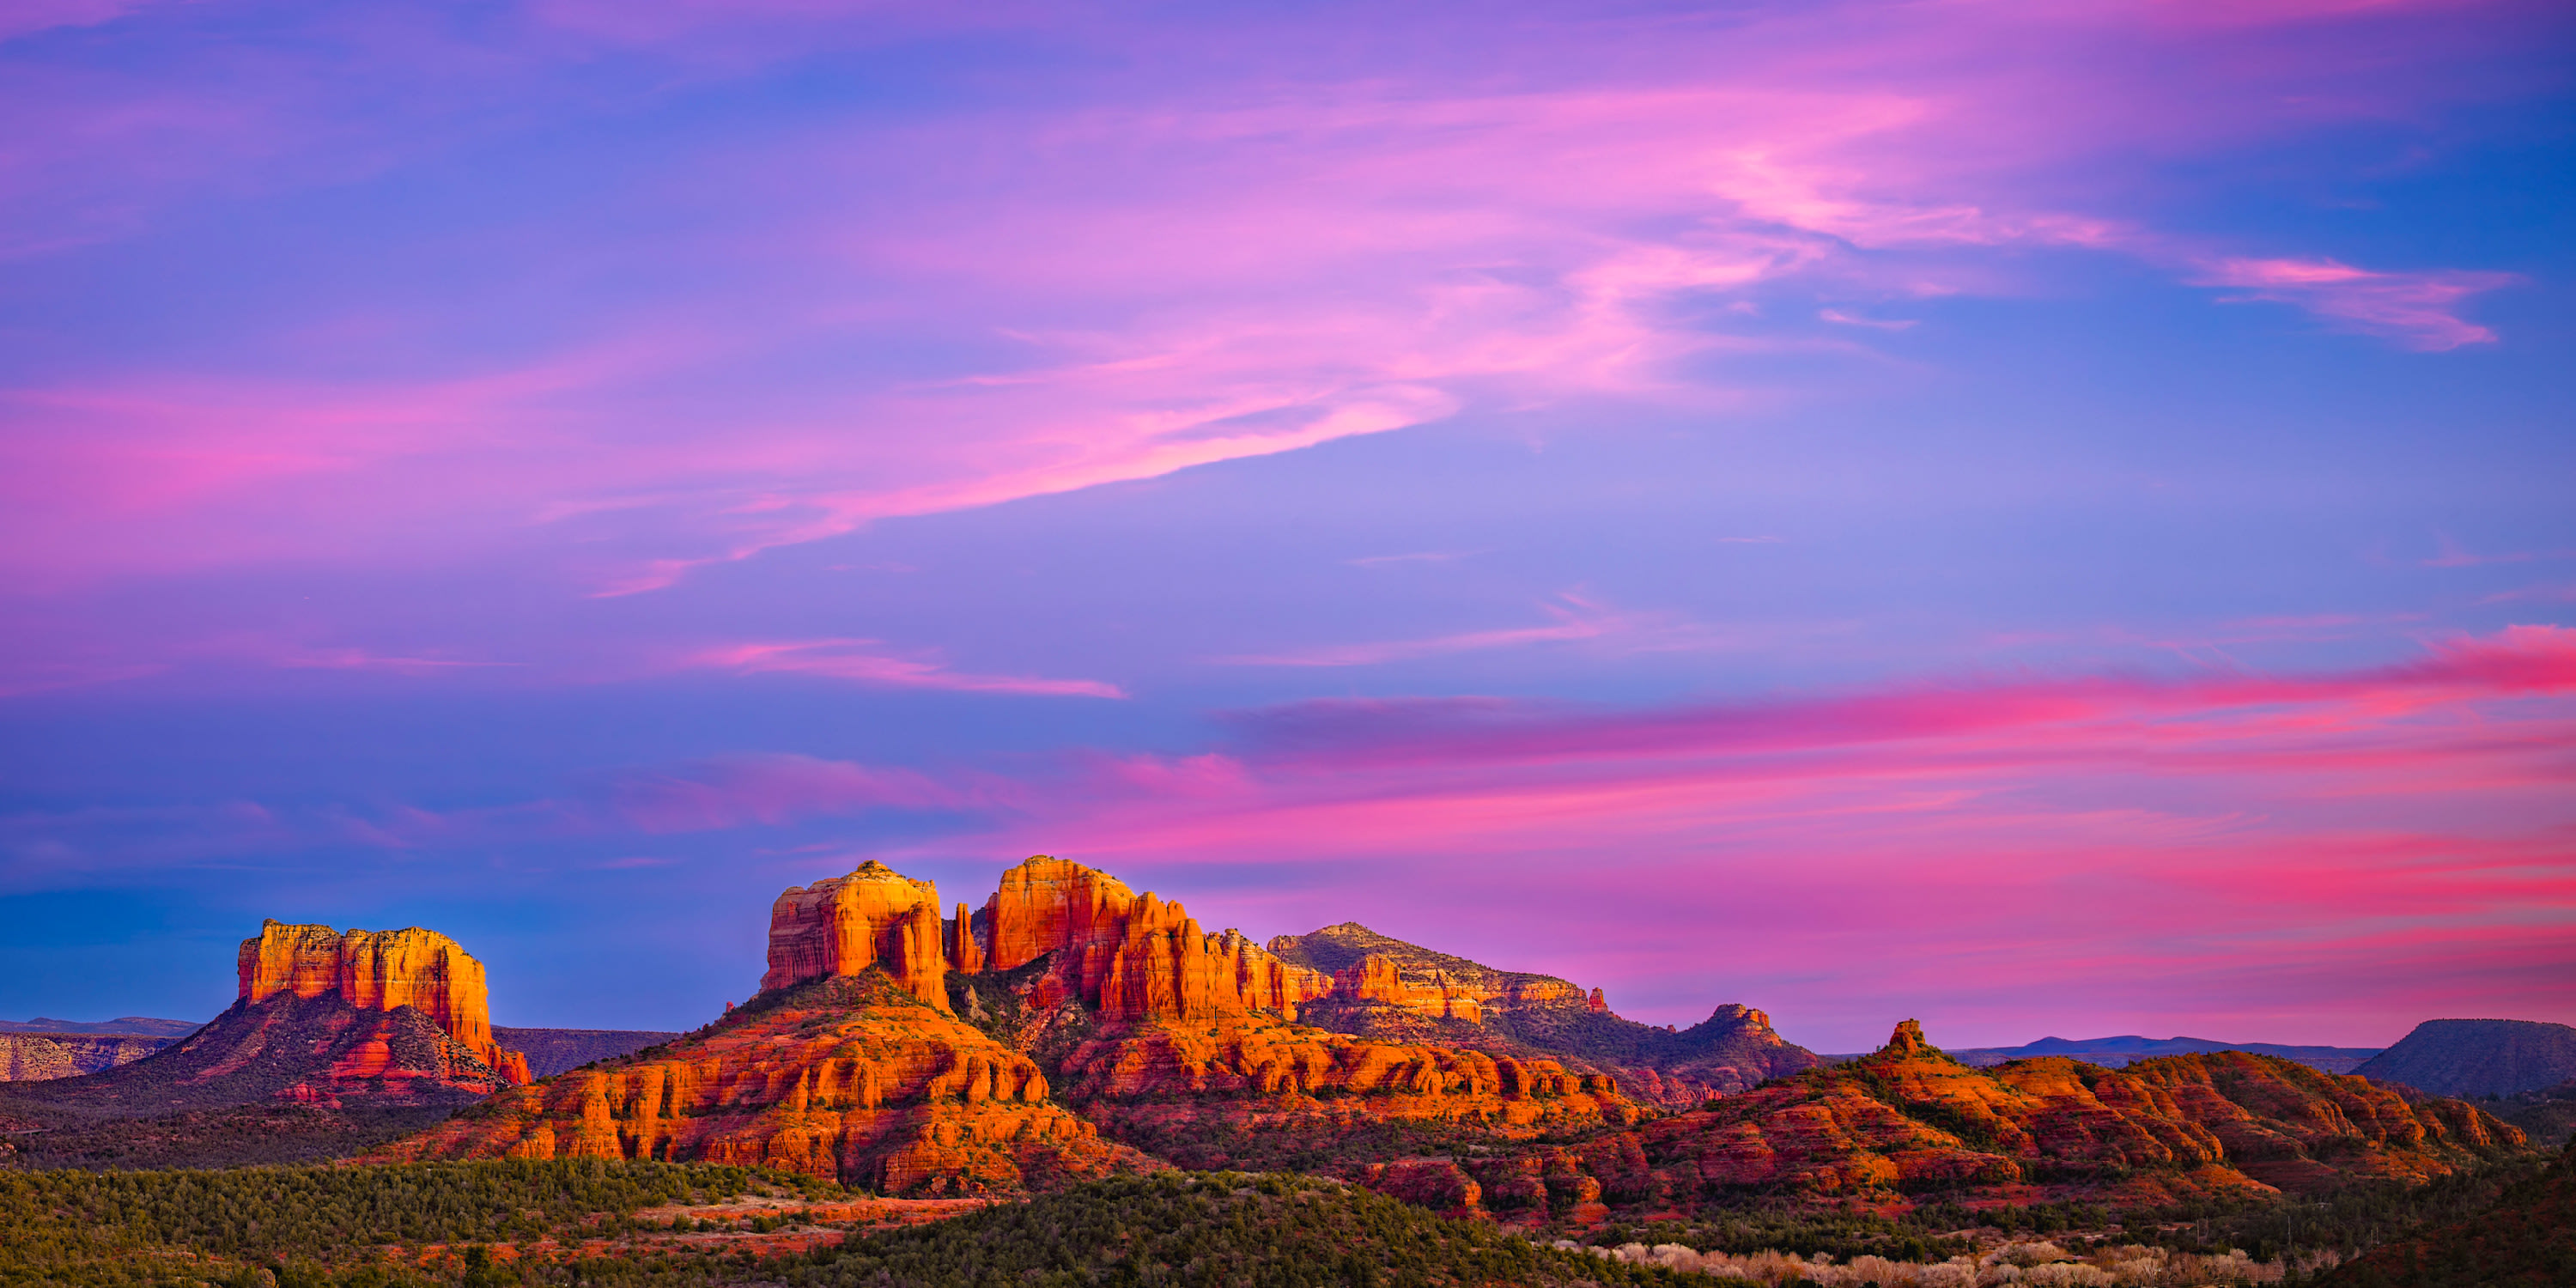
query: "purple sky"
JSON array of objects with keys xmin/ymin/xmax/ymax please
[{"xmin": 3, "ymin": 0, "xmax": 2570, "ymax": 1053}]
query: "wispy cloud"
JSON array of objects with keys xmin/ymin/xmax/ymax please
[
  {"xmin": 2191, "ymin": 257, "xmax": 2518, "ymax": 349},
  {"xmin": 688, "ymin": 639, "xmax": 1126, "ymax": 698}
]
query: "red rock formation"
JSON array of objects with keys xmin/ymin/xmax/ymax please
[
  {"xmin": 1602, "ymin": 1021, "xmax": 2530, "ymax": 1206},
  {"xmin": 974, "ymin": 856, "xmax": 1332, "ymax": 1024},
  {"xmin": 1263, "ymin": 923, "xmax": 1819, "ymax": 1103},
  {"xmin": 762, "ymin": 861, "xmax": 952, "ymax": 1013},
  {"xmin": 383, "ymin": 974, "xmax": 1146, "ymax": 1194},
  {"xmin": 235, "ymin": 920, "xmax": 526, "ymax": 1084},
  {"xmin": 946, "ymin": 902, "xmax": 983, "ymax": 974},
  {"xmin": 1333, "ymin": 955, "xmax": 1485, "ymax": 1023}
]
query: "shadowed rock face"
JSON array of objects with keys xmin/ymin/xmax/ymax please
[
  {"xmin": 237, "ymin": 921, "xmax": 528, "ymax": 1084},
  {"xmin": 2357, "ymin": 1018, "xmax": 2576, "ymax": 1097},
  {"xmin": 0, "ymin": 1033, "xmax": 179, "ymax": 1081}
]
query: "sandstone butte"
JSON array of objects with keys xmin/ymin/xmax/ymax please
[
  {"xmin": 236, "ymin": 920, "xmax": 532, "ymax": 1091},
  {"xmin": 3, "ymin": 922, "xmax": 532, "ymax": 1113},
  {"xmin": 1363, "ymin": 1019, "xmax": 2530, "ymax": 1224},
  {"xmin": 380, "ymin": 860, "xmax": 2537, "ymax": 1210},
  {"xmin": 386, "ymin": 857, "xmax": 1654, "ymax": 1193}
]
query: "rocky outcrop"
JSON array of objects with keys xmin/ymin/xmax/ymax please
[
  {"xmin": 237, "ymin": 920, "xmax": 528, "ymax": 1084},
  {"xmin": 0, "ymin": 1033, "xmax": 177, "ymax": 1081},
  {"xmin": 1333, "ymin": 955, "xmax": 1485, "ymax": 1023},
  {"xmin": 384, "ymin": 973, "xmax": 1149, "ymax": 1194},
  {"xmin": 2357, "ymin": 1018, "xmax": 2576, "ymax": 1097},
  {"xmin": 4, "ymin": 987, "xmax": 520, "ymax": 1111},
  {"xmin": 1266, "ymin": 922, "xmax": 1819, "ymax": 1102},
  {"xmin": 1569, "ymin": 1021, "xmax": 2537, "ymax": 1211},
  {"xmin": 970, "ymin": 856, "xmax": 1334, "ymax": 1024},
  {"xmin": 761, "ymin": 861, "xmax": 951, "ymax": 1012}
]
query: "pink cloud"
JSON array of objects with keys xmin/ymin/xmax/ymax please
[
  {"xmin": 2192, "ymin": 256, "xmax": 2518, "ymax": 349},
  {"xmin": 787, "ymin": 627, "xmax": 2576, "ymax": 1042},
  {"xmin": 2, "ymin": 0, "xmax": 2539, "ymax": 599},
  {"xmin": 689, "ymin": 639, "xmax": 1126, "ymax": 698}
]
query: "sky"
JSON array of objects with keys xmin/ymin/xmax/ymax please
[{"xmin": 1, "ymin": 0, "xmax": 2570, "ymax": 1054}]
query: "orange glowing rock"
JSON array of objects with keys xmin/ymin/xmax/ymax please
[
  {"xmin": 236, "ymin": 920, "xmax": 526, "ymax": 1084},
  {"xmin": 762, "ymin": 861, "xmax": 952, "ymax": 1012},
  {"xmin": 972, "ymin": 855, "xmax": 1334, "ymax": 1024}
]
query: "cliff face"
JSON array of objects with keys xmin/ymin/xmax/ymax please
[
  {"xmin": 973, "ymin": 856, "xmax": 1332, "ymax": 1024},
  {"xmin": 5, "ymin": 987, "xmax": 520, "ymax": 1111},
  {"xmin": 1265, "ymin": 921, "xmax": 1820, "ymax": 1102},
  {"xmin": 237, "ymin": 921, "xmax": 529, "ymax": 1084},
  {"xmin": 383, "ymin": 973, "xmax": 1148, "ymax": 1194},
  {"xmin": 762, "ymin": 861, "xmax": 952, "ymax": 1012}
]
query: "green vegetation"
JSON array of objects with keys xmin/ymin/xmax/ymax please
[
  {"xmin": 2482, "ymin": 1081, "xmax": 2576, "ymax": 1149},
  {"xmin": 0, "ymin": 1157, "xmax": 803, "ymax": 1286},
  {"xmin": 797, "ymin": 1171, "xmax": 1704, "ymax": 1287},
  {"xmin": 2309, "ymin": 1151, "xmax": 2576, "ymax": 1287},
  {"xmin": 0, "ymin": 1163, "xmax": 1713, "ymax": 1287},
  {"xmin": 0, "ymin": 1103, "xmax": 454, "ymax": 1172}
]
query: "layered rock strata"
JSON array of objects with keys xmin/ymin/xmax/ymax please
[
  {"xmin": 237, "ymin": 920, "xmax": 528, "ymax": 1084},
  {"xmin": 385, "ymin": 974, "xmax": 1147, "ymax": 1194},
  {"xmin": 5, "ymin": 987, "xmax": 520, "ymax": 1110},
  {"xmin": 1266, "ymin": 921, "xmax": 1820, "ymax": 1102},
  {"xmin": 1593, "ymin": 1020, "xmax": 2529, "ymax": 1208},
  {"xmin": 971, "ymin": 856, "xmax": 1333, "ymax": 1023},
  {"xmin": 762, "ymin": 861, "xmax": 952, "ymax": 1012}
]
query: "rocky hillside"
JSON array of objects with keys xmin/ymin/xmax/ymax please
[
  {"xmin": 1386, "ymin": 1020, "xmax": 2535, "ymax": 1224},
  {"xmin": 2318, "ymin": 1140, "xmax": 2576, "ymax": 1287},
  {"xmin": 493, "ymin": 1025, "xmax": 683, "ymax": 1078},
  {"xmin": 1267, "ymin": 921, "xmax": 1822, "ymax": 1102},
  {"xmin": 2358, "ymin": 1018, "xmax": 2576, "ymax": 1097},
  {"xmin": 389, "ymin": 857, "xmax": 1649, "ymax": 1193},
  {"xmin": 3, "ymin": 920, "xmax": 526, "ymax": 1129},
  {"xmin": 0, "ymin": 1033, "xmax": 177, "ymax": 1082},
  {"xmin": 381, "ymin": 972, "xmax": 1149, "ymax": 1195}
]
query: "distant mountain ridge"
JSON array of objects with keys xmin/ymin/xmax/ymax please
[
  {"xmin": 0, "ymin": 1016, "xmax": 202, "ymax": 1037},
  {"xmin": 2357, "ymin": 1018, "xmax": 2576, "ymax": 1097},
  {"xmin": 1832, "ymin": 1034, "xmax": 2386, "ymax": 1074},
  {"xmin": 0, "ymin": 1033, "xmax": 181, "ymax": 1081},
  {"xmin": 490, "ymin": 1026, "xmax": 681, "ymax": 1078}
]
